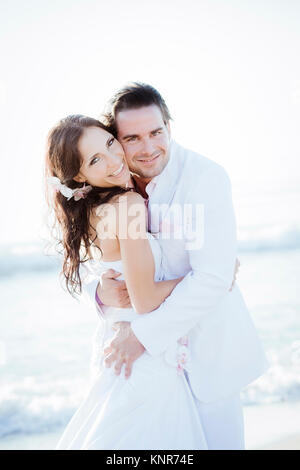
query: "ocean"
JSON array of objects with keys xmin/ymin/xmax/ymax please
[{"xmin": 0, "ymin": 181, "xmax": 300, "ymax": 449}]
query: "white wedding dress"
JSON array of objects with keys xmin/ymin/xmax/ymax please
[{"xmin": 56, "ymin": 233, "xmax": 208, "ymax": 450}]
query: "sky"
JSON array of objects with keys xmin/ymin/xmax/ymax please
[{"xmin": 0, "ymin": 0, "xmax": 300, "ymax": 244}]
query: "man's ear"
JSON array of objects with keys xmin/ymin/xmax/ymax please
[{"xmin": 166, "ymin": 121, "xmax": 171, "ymax": 138}]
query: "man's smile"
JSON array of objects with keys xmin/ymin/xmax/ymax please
[{"xmin": 136, "ymin": 153, "xmax": 160, "ymax": 165}]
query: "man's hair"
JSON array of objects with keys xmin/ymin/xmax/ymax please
[{"xmin": 102, "ymin": 82, "xmax": 172, "ymax": 135}]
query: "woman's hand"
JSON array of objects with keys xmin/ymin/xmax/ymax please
[{"xmin": 97, "ymin": 269, "xmax": 132, "ymax": 308}]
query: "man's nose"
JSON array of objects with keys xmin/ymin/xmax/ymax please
[{"xmin": 139, "ymin": 138, "xmax": 155, "ymax": 156}]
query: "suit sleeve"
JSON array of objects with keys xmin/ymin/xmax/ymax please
[{"xmin": 131, "ymin": 165, "xmax": 238, "ymax": 356}]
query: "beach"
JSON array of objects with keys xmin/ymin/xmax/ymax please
[
  {"xmin": 1, "ymin": 0, "xmax": 300, "ymax": 452},
  {"xmin": 259, "ymin": 434, "xmax": 300, "ymax": 450},
  {"xmin": 243, "ymin": 401, "xmax": 300, "ymax": 450},
  {"xmin": 1, "ymin": 401, "xmax": 300, "ymax": 450},
  {"xmin": 1, "ymin": 182, "xmax": 300, "ymax": 451},
  {"xmin": 1, "ymin": 248, "xmax": 300, "ymax": 450}
]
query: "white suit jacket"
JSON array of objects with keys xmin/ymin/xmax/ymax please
[{"xmin": 83, "ymin": 139, "xmax": 270, "ymax": 403}]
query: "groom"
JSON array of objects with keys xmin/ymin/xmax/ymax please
[{"xmin": 84, "ymin": 82, "xmax": 269, "ymax": 450}]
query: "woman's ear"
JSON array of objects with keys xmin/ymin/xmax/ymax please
[{"xmin": 73, "ymin": 173, "xmax": 84, "ymax": 183}]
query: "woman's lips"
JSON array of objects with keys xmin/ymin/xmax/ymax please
[{"xmin": 110, "ymin": 162, "xmax": 127, "ymax": 178}]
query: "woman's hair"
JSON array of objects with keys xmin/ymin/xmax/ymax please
[{"xmin": 45, "ymin": 114, "xmax": 131, "ymax": 296}]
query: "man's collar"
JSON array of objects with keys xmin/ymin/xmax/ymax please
[
  {"xmin": 145, "ymin": 138, "xmax": 174, "ymax": 195},
  {"xmin": 145, "ymin": 177, "xmax": 158, "ymax": 198}
]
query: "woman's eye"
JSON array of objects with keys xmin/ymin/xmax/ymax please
[
  {"xmin": 108, "ymin": 137, "xmax": 115, "ymax": 147},
  {"xmin": 90, "ymin": 157, "xmax": 100, "ymax": 165}
]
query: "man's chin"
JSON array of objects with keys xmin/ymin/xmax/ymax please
[
  {"xmin": 140, "ymin": 169, "xmax": 160, "ymax": 178},
  {"xmin": 134, "ymin": 164, "xmax": 164, "ymax": 179}
]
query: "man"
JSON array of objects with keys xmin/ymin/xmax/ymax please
[{"xmin": 84, "ymin": 82, "xmax": 269, "ymax": 450}]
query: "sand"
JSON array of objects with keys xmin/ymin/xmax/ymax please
[
  {"xmin": 1, "ymin": 401, "xmax": 300, "ymax": 450},
  {"xmin": 0, "ymin": 430, "xmax": 299, "ymax": 450},
  {"xmin": 256, "ymin": 433, "xmax": 300, "ymax": 450}
]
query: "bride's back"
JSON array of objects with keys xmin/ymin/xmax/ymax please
[
  {"xmin": 88, "ymin": 190, "xmax": 147, "ymax": 263},
  {"xmin": 88, "ymin": 194, "xmax": 123, "ymax": 262}
]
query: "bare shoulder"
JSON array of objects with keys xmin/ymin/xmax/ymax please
[
  {"xmin": 92, "ymin": 191, "xmax": 142, "ymax": 216},
  {"xmin": 114, "ymin": 191, "xmax": 147, "ymax": 237},
  {"xmin": 92, "ymin": 190, "xmax": 147, "ymax": 239},
  {"xmin": 110, "ymin": 190, "xmax": 146, "ymax": 215},
  {"xmin": 115, "ymin": 190, "xmax": 145, "ymax": 206}
]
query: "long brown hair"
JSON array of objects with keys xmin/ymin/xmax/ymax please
[{"xmin": 45, "ymin": 114, "xmax": 131, "ymax": 296}]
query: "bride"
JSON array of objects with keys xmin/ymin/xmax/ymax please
[{"xmin": 45, "ymin": 114, "xmax": 209, "ymax": 450}]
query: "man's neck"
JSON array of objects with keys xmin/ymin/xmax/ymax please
[{"xmin": 132, "ymin": 175, "xmax": 152, "ymax": 198}]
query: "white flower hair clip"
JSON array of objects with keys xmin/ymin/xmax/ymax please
[{"xmin": 47, "ymin": 176, "xmax": 93, "ymax": 201}]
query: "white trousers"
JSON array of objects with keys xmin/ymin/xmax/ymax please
[{"xmin": 184, "ymin": 371, "xmax": 245, "ymax": 450}]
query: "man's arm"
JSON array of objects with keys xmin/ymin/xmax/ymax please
[{"xmin": 130, "ymin": 164, "xmax": 237, "ymax": 356}]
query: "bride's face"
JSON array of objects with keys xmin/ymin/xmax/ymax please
[{"xmin": 74, "ymin": 126, "xmax": 131, "ymax": 188}]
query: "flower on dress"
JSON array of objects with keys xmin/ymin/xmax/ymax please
[
  {"xmin": 176, "ymin": 335, "xmax": 190, "ymax": 375},
  {"xmin": 176, "ymin": 363, "xmax": 184, "ymax": 375},
  {"xmin": 178, "ymin": 335, "xmax": 189, "ymax": 347}
]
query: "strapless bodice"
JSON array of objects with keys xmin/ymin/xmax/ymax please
[
  {"xmin": 96, "ymin": 232, "xmax": 163, "ymax": 324},
  {"xmin": 89, "ymin": 231, "xmax": 190, "ymax": 381},
  {"xmin": 99, "ymin": 232, "xmax": 162, "ymax": 282}
]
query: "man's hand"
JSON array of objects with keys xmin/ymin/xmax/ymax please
[
  {"xmin": 97, "ymin": 269, "xmax": 132, "ymax": 308},
  {"xmin": 229, "ymin": 258, "xmax": 241, "ymax": 291},
  {"xmin": 103, "ymin": 322, "xmax": 145, "ymax": 379}
]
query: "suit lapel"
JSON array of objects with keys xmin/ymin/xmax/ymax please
[{"xmin": 148, "ymin": 140, "xmax": 185, "ymax": 233}]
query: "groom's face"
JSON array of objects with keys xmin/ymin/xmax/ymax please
[{"xmin": 115, "ymin": 104, "xmax": 171, "ymax": 181}]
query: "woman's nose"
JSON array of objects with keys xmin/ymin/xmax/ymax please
[{"xmin": 107, "ymin": 154, "xmax": 122, "ymax": 172}]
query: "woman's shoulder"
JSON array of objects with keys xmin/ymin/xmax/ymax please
[
  {"xmin": 115, "ymin": 190, "xmax": 145, "ymax": 204},
  {"xmin": 92, "ymin": 190, "xmax": 146, "ymax": 230},
  {"xmin": 108, "ymin": 190, "xmax": 145, "ymax": 214},
  {"xmin": 113, "ymin": 190, "xmax": 147, "ymax": 237},
  {"xmin": 92, "ymin": 190, "xmax": 142, "ymax": 215}
]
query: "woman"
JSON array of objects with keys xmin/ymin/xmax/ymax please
[{"xmin": 46, "ymin": 114, "xmax": 208, "ymax": 450}]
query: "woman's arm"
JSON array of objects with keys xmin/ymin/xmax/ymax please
[{"xmin": 112, "ymin": 191, "xmax": 183, "ymax": 314}]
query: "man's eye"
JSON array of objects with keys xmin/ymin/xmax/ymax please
[
  {"xmin": 153, "ymin": 130, "xmax": 162, "ymax": 136},
  {"xmin": 108, "ymin": 137, "xmax": 115, "ymax": 147}
]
